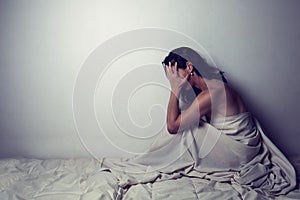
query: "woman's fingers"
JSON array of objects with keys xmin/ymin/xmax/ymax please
[
  {"xmin": 168, "ymin": 62, "xmax": 173, "ymax": 74},
  {"xmin": 168, "ymin": 62, "xmax": 178, "ymax": 75},
  {"xmin": 174, "ymin": 62, "xmax": 180, "ymax": 77},
  {"xmin": 174, "ymin": 62, "xmax": 177, "ymax": 71},
  {"xmin": 166, "ymin": 62, "xmax": 183, "ymax": 80},
  {"xmin": 166, "ymin": 62, "xmax": 173, "ymax": 78},
  {"xmin": 166, "ymin": 63, "xmax": 172, "ymax": 78}
]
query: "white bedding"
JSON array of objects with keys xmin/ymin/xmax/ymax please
[
  {"xmin": 97, "ymin": 112, "xmax": 299, "ymax": 199},
  {"xmin": 0, "ymin": 157, "xmax": 299, "ymax": 200},
  {"xmin": 0, "ymin": 158, "xmax": 115, "ymax": 200}
]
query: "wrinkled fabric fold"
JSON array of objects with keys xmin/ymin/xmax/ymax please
[{"xmin": 101, "ymin": 112, "xmax": 297, "ymax": 199}]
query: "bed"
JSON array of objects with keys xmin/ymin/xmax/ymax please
[{"xmin": 0, "ymin": 156, "xmax": 299, "ymax": 200}]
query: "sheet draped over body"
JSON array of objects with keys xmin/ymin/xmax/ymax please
[{"xmin": 100, "ymin": 112, "xmax": 297, "ymax": 199}]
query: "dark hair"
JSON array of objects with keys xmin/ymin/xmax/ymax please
[
  {"xmin": 162, "ymin": 47, "xmax": 227, "ymax": 104},
  {"xmin": 162, "ymin": 46, "xmax": 227, "ymax": 83}
]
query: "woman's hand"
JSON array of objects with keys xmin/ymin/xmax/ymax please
[{"xmin": 166, "ymin": 62, "xmax": 189, "ymax": 95}]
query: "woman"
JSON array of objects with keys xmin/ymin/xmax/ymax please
[
  {"xmin": 160, "ymin": 47, "xmax": 297, "ymax": 196},
  {"xmin": 162, "ymin": 47, "xmax": 247, "ymax": 134},
  {"xmin": 103, "ymin": 47, "xmax": 297, "ymax": 199}
]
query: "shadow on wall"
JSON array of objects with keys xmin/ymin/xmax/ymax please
[
  {"xmin": 0, "ymin": 135, "xmax": 28, "ymax": 158},
  {"xmin": 228, "ymin": 78, "xmax": 294, "ymax": 157}
]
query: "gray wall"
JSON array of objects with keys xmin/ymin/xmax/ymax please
[{"xmin": 0, "ymin": 0, "xmax": 299, "ymax": 158}]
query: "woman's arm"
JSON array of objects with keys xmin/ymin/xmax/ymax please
[
  {"xmin": 165, "ymin": 62, "xmax": 211, "ymax": 134},
  {"xmin": 166, "ymin": 90, "xmax": 211, "ymax": 134},
  {"xmin": 166, "ymin": 89, "xmax": 181, "ymax": 133}
]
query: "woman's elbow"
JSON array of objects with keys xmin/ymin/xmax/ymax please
[{"xmin": 167, "ymin": 124, "xmax": 178, "ymax": 134}]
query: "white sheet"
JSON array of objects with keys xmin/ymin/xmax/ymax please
[
  {"xmin": 101, "ymin": 112, "xmax": 299, "ymax": 199},
  {"xmin": 0, "ymin": 158, "xmax": 119, "ymax": 199},
  {"xmin": 0, "ymin": 157, "xmax": 299, "ymax": 199}
]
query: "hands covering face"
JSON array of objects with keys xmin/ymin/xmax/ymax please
[{"xmin": 166, "ymin": 62, "xmax": 190, "ymax": 95}]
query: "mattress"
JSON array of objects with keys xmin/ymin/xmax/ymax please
[{"xmin": 0, "ymin": 156, "xmax": 299, "ymax": 200}]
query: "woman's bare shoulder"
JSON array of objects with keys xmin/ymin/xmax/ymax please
[
  {"xmin": 206, "ymin": 82, "xmax": 247, "ymax": 116},
  {"xmin": 224, "ymin": 84, "xmax": 247, "ymax": 115}
]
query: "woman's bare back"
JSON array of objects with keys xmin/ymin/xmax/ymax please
[{"xmin": 204, "ymin": 80, "xmax": 247, "ymax": 120}]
